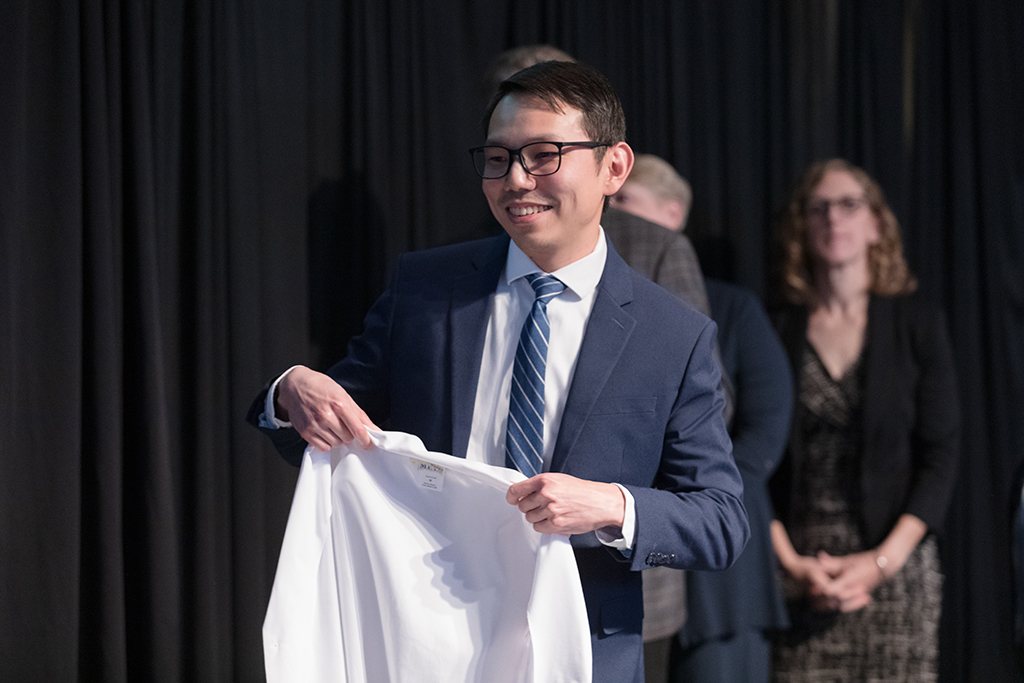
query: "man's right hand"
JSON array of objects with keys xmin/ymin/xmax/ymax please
[{"xmin": 275, "ymin": 366, "xmax": 378, "ymax": 452}]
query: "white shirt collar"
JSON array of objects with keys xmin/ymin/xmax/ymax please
[{"xmin": 505, "ymin": 228, "xmax": 608, "ymax": 300}]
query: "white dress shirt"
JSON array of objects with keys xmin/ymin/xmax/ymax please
[
  {"xmin": 465, "ymin": 234, "xmax": 604, "ymax": 470},
  {"xmin": 467, "ymin": 230, "xmax": 635, "ymax": 550}
]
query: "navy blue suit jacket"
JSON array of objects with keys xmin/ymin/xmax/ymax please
[
  {"xmin": 678, "ymin": 280, "xmax": 792, "ymax": 653},
  {"xmin": 249, "ymin": 235, "xmax": 748, "ymax": 683}
]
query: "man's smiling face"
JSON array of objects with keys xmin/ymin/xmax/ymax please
[{"xmin": 482, "ymin": 93, "xmax": 622, "ymax": 272}]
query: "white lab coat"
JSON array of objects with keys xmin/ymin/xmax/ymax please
[{"xmin": 263, "ymin": 429, "xmax": 592, "ymax": 683}]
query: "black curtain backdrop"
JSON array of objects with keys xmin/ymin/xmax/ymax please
[{"xmin": 1, "ymin": 1, "xmax": 1021, "ymax": 681}]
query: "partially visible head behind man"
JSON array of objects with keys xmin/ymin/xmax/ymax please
[
  {"xmin": 628, "ymin": 155, "xmax": 693, "ymax": 216},
  {"xmin": 482, "ymin": 60, "xmax": 627, "ymax": 162},
  {"xmin": 482, "ymin": 44, "xmax": 576, "ymax": 97},
  {"xmin": 776, "ymin": 158, "xmax": 917, "ymax": 305},
  {"xmin": 610, "ymin": 154, "xmax": 693, "ymax": 231}
]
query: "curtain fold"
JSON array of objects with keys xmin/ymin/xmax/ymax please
[{"xmin": 910, "ymin": 1, "xmax": 1024, "ymax": 680}]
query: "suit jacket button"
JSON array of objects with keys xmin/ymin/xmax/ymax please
[{"xmin": 646, "ymin": 552, "xmax": 670, "ymax": 566}]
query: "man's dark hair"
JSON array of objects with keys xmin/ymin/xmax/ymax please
[{"xmin": 481, "ymin": 60, "xmax": 627, "ymax": 160}]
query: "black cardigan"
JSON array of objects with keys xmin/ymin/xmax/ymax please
[{"xmin": 770, "ymin": 294, "xmax": 961, "ymax": 548}]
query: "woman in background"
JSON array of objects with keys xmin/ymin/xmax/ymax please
[
  {"xmin": 668, "ymin": 277, "xmax": 794, "ymax": 683},
  {"xmin": 769, "ymin": 159, "xmax": 961, "ymax": 681}
]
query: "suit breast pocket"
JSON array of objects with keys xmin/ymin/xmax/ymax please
[{"xmin": 573, "ymin": 397, "xmax": 661, "ymax": 482}]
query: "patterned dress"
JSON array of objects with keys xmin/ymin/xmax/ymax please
[{"xmin": 772, "ymin": 345, "xmax": 942, "ymax": 683}]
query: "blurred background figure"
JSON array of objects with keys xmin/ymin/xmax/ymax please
[
  {"xmin": 670, "ymin": 279, "xmax": 793, "ymax": 683},
  {"xmin": 769, "ymin": 159, "xmax": 961, "ymax": 682},
  {"xmin": 613, "ymin": 155, "xmax": 794, "ymax": 683},
  {"xmin": 480, "ymin": 44, "xmax": 578, "ymax": 100},
  {"xmin": 608, "ymin": 153, "xmax": 692, "ymax": 233}
]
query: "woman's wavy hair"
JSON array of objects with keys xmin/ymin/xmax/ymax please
[{"xmin": 776, "ymin": 158, "xmax": 917, "ymax": 305}]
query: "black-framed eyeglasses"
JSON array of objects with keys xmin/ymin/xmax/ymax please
[
  {"xmin": 806, "ymin": 196, "xmax": 868, "ymax": 219},
  {"xmin": 468, "ymin": 141, "xmax": 610, "ymax": 179}
]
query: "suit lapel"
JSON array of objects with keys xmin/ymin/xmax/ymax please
[
  {"xmin": 551, "ymin": 246, "xmax": 636, "ymax": 473},
  {"xmin": 449, "ymin": 236, "xmax": 509, "ymax": 459}
]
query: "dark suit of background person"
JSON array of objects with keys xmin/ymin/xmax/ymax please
[
  {"xmin": 247, "ymin": 233, "xmax": 748, "ymax": 683},
  {"xmin": 668, "ymin": 279, "xmax": 792, "ymax": 683},
  {"xmin": 770, "ymin": 294, "xmax": 960, "ymax": 564},
  {"xmin": 769, "ymin": 294, "xmax": 960, "ymax": 675},
  {"xmin": 601, "ymin": 207, "xmax": 709, "ymax": 316}
]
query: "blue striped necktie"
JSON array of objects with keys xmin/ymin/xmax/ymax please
[{"xmin": 505, "ymin": 273, "xmax": 566, "ymax": 476}]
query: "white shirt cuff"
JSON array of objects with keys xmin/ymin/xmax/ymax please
[
  {"xmin": 595, "ymin": 483, "xmax": 636, "ymax": 554},
  {"xmin": 258, "ymin": 365, "xmax": 302, "ymax": 429}
]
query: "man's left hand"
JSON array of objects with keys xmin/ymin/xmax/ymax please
[{"xmin": 506, "ymin": 473, "xmax": 625, "ymax": 536}]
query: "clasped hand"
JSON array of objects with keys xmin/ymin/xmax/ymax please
[{"xmin": 788, "ymin": 550, "xmax": 882, "ymax": 613}]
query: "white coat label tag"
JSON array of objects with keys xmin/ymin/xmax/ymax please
[{"xmin": 411, "ymin": 459, "xmax": 445, "ymax": 492}]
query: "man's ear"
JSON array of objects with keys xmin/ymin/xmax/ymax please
[
  {"xmin": 665, "ymin": 200, "xmax": 685, "ymax": 232},
  {"xmin": 603, "ymin": 142, "xmax": 634, "ymax": 195},
  {"xmin": 678, "ymin": 199, "xmax": 692, "ymax": 231}
]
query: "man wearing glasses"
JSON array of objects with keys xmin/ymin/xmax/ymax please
[{"xmin": 249, "ymin": 60, "xmax": 747, "ymax": 682}]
